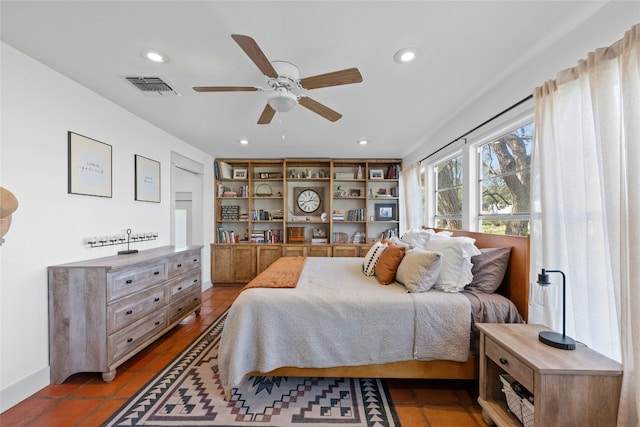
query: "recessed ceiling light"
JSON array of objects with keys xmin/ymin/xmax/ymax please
[
  {"xmin": 393, "ymin": 48, "xmax": 417, "ymax": 64},
  {"xmin": 357, "ymin": 139, "xmax": 368, "ymax": 145},
  {"xmin": 239, "ymin": 139, "xmax": 249, "ymax": 145},
  {"xmin": 141, "ymin": 49, "xmax": 168, "ymax": 63}
]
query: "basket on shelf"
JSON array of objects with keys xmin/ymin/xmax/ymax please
[
  {"xmin": 255, "ymin": 184, "xmax": 273, "ymax": 197},
  {"xmin": 499, "ymin": 374, "xmax": 534, "ymax": 427}
]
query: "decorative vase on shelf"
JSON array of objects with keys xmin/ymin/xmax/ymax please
[{"xmin": 357, "ymin": 165, "xmax": 363, "ymax": 180}]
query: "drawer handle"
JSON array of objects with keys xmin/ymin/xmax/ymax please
[
  {"xmin": 154, "ymin": 271, "xmax": 160, "ymax": 275},
  {"xmin": 125, "ymin": 279, "xmax": 133, "ymax": 284},
  {"xmin": 193, "ymin": 279, "xmax": 198, "ymax": 283},
  {"xmin": 177, "ymin": 263, "xmax": 182, "ymax": 268},
  {"xmin": 126, "ymin": 310, "xmax": 133, "ymax": 315},
  {"xmin": 155, "ymin": 321, "xmax": 160, "ymax": 326},
  {"xmin": 177, "ymin": 307, "xmax": 183, "ymax": 312},
  {"xmin": 193, "ymin": 258, "xmax": 198, "ymax": 262},
  {"xmin": 154, "ymin": 297, "xmax": 160, "ymax": 302},
  {"xmin": 193, "ymin": 297, "xmax": 198, "ymax": 302},
  {"xmin": 499, "ymin": 358, "xmax": 508, "ymax": 365},
  {"xmin": 178, "ymin": 286, "xmax": 182, "ymax": 291},
  {"xmin": 127, "ymin": 338, "xmax": 133, "ymax": 343}
]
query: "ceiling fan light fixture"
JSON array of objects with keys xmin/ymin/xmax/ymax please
[
  {"xmin": 239, "ymin": 139, "xmax": 249, "ymax": 145},
  {"xmin": 268, "ymin": 89, "xmax": 297, "ymax": 112},
  {"xmin": 357, "ymin": 139, "xmax": 369, "ymax": 145}
]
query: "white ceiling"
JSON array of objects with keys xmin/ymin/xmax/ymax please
[{"xmin": 0, "ymin": 1, "xmax": 625, "ymax": 159}]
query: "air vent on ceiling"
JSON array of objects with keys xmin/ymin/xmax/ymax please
[{"xmin": 125, "ymin": 76, "xmax": 179, "ymax": 97}]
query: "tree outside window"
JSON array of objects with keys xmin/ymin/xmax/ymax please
[
  {"xmin": 434, "ymin": 155, "xmax": 463, "ymax": 230},
  {"xmin": 479, "ymin": 122, "xmax": 532, "ymax": 236}
]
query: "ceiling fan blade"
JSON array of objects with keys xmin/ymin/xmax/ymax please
[
  {"xmin": 193, "ymin": 86, "xmax": 259, "ymax": 92},
  {"xmin": 231, "ymin": 34, "xmax": 278, "ymax": 79},
  {"xmin": 298, "ymin": 96, "xmax": 342, "ymax": 122},
  {"xmin": 299, "ymin": 68, "xmax": 363, "ymax": 90},
  {"xmin": 257, "ymin": 104, "xmax": 276, "ymax": 125}
]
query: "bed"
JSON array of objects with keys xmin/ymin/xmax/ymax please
[{"xmin": 218, "ymin": 230, "xmax": 529, "ymax": 398}]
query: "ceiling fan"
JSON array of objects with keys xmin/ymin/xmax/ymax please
[{"xmin": 193, "ymin": 34, "xmax": 363, "ymax": 124}]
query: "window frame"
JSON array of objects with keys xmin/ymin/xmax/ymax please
[{"xmin": 422, "ymin": 110, "xmax": 534, "ymax": 235}]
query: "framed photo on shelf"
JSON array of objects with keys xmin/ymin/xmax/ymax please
[
  {"xmin": 135, "ymin": 154, "xmax": 161, "ymax": 203},
  {"xmin": 68, "ymin": 131, "xmax": 112, "ymax": 198},
  {"xmin": 370, "ymin": 169, "xmax": 384, "ymax": 179},
  {"xmin": 349, "ymin": 188, "xmax": 362, "ymax": 197},
  {"xmin": 374, "ymin": 203, "xmax": 396, "ymax": 221},
  {"xmin": 233, "ymin": 168, "xmax": 247, "ymax": 179}
]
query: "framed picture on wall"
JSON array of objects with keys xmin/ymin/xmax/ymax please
[
  {"xmin": 135, "ymin": 155, "xmax": 161, "ymax": 203},
  {"xmin": 68, "ymin": 131, "xmax": 112, "ymax": 198}
]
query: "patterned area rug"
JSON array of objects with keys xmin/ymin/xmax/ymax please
[{"xmin": 102, "ymin": 310, "xmax": 399, "ymax": 426}]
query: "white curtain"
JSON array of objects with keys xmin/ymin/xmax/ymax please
[
  {"xmin": 399, "ymin": 162, "xmax": 423, "ymax": 234},
  {"xmin": 530, "ymin": 23, "xmax": 639, "ymax": 426}
]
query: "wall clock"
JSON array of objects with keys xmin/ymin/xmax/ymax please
[{"xmin": 294, "ymin": 187, "xmax": 324, "ymax": 216}]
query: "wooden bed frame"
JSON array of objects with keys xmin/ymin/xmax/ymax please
[{"xmin": 254, "ymin": 230, "xmax": 530, "ymax": 381}]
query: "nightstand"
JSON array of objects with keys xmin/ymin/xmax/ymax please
[{"xmin": 477, "ymin": 323, "xmax": 622, "ymax": 427}]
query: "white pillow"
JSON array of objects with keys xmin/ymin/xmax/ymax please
[
  {"xmin": 386, "ymin": 236, "xmax": 413, "ymax": 249},
  {"xmin": 424, "ymin": 236, "xmax": 481, "ymax": 292},
  {"xmin": 400, "ymin": 228, "xmax": 432, "ymax": 249},
  {"xmin": 362, "ymin": 242, "xmax": 388, "ymax": 276},
  {"xmin": 395, "ymin": 249, "xmax": 442, "ymax": 293}
]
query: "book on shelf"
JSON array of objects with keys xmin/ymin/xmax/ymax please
[
  {"xmin": 216, "ymin": 161, "xmax": 233, "ymax": 179},
  {"xmin": 217, "ymin": 227, "xmax": 238, "ymax": 244},
  {"xmin": 251, "ymin": 229, "xmax": 283, "ymax": 243},
  {"xmin": 311, "ymin": 238, "xmax": 329, "ymax": 245},
  {"xmin": 332, "ymin": 232, "xmax": 349, "ymax": 244},
  {"xmin": 386, "ymin": 163, "xmax": 401, "ymax": 179}
]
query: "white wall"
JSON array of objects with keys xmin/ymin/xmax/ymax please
[
  {"xmin": 0, "ymin": 42, "xmax": 214, "ymax": 411},
  {"xmin": 403, "ymin": 2, "xmax": 640, "ymax": 165}
]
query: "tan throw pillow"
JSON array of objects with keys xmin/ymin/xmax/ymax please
[
  {"xmin": 374, "ymin": 245, "xmax": 406, "ymax": 285},
  {"xmin": 395, "ymin": 249, "xmax": 443, "ymax": 292}
]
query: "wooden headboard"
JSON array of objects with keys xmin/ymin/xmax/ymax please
[{"xmin": 433, "ymin": 229, "xmax": 530, "ymax": 321}]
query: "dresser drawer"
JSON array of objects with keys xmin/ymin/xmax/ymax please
[
  {"xmin": 168, "ymin": 270, "xmax": 201, "ymax": 301},
  {"xmin": 169, "ymin": 289, "xmax": 201, "ymax": 324},
  {"xmin": 485, "ymin": 336, "xmax": 534, "ymax": 391},
  {"xmin": 107, "ymin": 285, "xmax": 168, "ymax": 334},
  {"xmin": 108, "ymin": 262, "xmax": 167, "ymax": 302},
  {"xmin": 167, "ymin": 252, "xmax": 201, "ymax": 278},
  {"xmin": 108, "ymin": 310, "xmax": 167, "ymax": 363}
]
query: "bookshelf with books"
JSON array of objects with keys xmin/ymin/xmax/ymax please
[
  {"xmin": 211, "ymin": 158, "xmax": 401, "ymax": 283},
  {"xmin": 366, "ymin": 160, "xmax": 401, "ymax": 243}
]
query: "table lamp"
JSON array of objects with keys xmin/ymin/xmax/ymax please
[{"xmin": 537, "ymin": 268, "xmax": 576, "ymax": 350}]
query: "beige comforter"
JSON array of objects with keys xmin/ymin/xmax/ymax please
[{"xmin": 218, "ymin": 257, "xmax": 471, "ymax": 394}]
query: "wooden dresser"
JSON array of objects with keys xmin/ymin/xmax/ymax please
[{"xmin": 48, "ymin": 245, "xmax": 203, "ymax": 384}]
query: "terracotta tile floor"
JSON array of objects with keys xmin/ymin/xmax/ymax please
[{"xmin": 1, "ymin": 286, "xmax": 489, "ymax": 427}]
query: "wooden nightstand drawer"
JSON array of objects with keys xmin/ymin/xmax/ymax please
[{"xmin": 485, "ymin": 336, "xmax": 534, "ymax": 392}]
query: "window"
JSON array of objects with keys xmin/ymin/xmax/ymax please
[
  {"xmin": 434, "ymin": 155, "xmax": 463, "ymax": 230},
  {"xmin": 478, "ymin": 122, "xmax": 532, "ymax": 236},
  {"xmin": 423, "ymin": 116, "xmax": 533, "ymax": 236}
]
